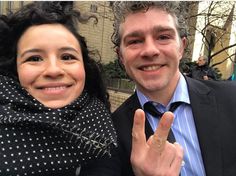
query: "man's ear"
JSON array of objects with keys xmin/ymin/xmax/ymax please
[
  {"xmin": 116, "ymin": 47, "xmax": 125, "ymax": 69},
  {"xmin": 180, "ymin": 37, "xmax": 187, "ymax": 55},
  {"xmin": 116, "ymin": 47, "xmax": 123, "ymax": 63}
]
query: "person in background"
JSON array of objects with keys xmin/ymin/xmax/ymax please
[
  {"xmin": 0, "ymin": 1, "xmax": 120, "ymax": 176},
  {"xmin": 189, "ymin": 55, "xmax": 217, "ymax": 80},
  {"xmin": 111, "ymin": 1, "xmax": 236, "ymax": 176}
]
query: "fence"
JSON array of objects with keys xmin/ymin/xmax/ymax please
[
  {"xmin": 106, "ymin": 78, "xmax": 134, "ymax": 111},
  {"xmin": 106, "ymin": 78, "xmax": 135, "ymax": 94}
]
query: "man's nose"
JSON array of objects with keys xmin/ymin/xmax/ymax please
[{"xmin": 140, "ymin": 38, "xmax": 160, "ymax": 58}]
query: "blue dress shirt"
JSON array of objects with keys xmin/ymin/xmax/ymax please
[{"xmin": 137, "ymin": 74, "xmax": 206, "ymax": 176}]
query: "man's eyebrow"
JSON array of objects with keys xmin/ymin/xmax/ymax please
[
  {"xmin": 123, "ymin": 31, "xmax": 143, "ymax": 41},
  {"xmin": 123, "ymin": 25, "xmax": 176, "ymax": 41},
  {"xmin": 153, "ymin": 25, "xmax": 176, "ymax": 34}
]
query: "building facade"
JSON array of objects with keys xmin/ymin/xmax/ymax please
[
  {"xmin": 75, "ymin": 1, "xmax": 116, "ymax": 64},
  {"xmin": 1, "ymin": 1, "xmax": 236, "ymax": 79},
  {"xmin": 0, "ymin": 1, "xmax": 25, "ymax": 14}
]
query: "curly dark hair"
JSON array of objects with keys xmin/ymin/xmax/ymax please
[
  {"xmin": 0, "ymin": 1, "xmax": 110, "ymax": 110},
  {"xmin": 111, "ymin": 1, "xmax": 188, "ymax": 48}
]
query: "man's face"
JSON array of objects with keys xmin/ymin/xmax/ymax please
[
  {"xmin": 118, "ymin": 8, "xmax": 185, "ymax": 99},
  {"xmin": 197, "ymin": 57, "xmax": 206, "ymax": 66}
]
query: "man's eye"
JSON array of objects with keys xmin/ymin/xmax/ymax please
[
  {"xmin": 25, "ymin": 56, "xmax": 42, "ymax": 62},
  {"xmin": 128, "ymin": 40, "xmax": 142, "ymax": 45},
  {"xmin": 62, "ymin": 54, "xmax": 77, "ymax": 60},
  {"xmin": 158, "ymin": 35, "xmax": 170, "ymax": 40}
]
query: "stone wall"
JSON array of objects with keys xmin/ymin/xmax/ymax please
[{"xmin": 108, "ymin": 89, "xmax": 131, "ymax": 112}]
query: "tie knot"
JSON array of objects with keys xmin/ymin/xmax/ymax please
[
  {"xmin": 143, "ymin": 101, "xmax": 183, "ymax": 118},
  {"xmin": 143, "ymin": 102, "xmax": 162, "ymax": 118},
  {"xmin": 169, "ymin": 101, "xmax": 183, "ymax": 113}
]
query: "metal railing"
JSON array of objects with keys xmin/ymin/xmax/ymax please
[{"xmin": 106, "ymin": 78, "xmax": 135, "ymax": 94}]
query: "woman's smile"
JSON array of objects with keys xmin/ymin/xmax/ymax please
[
  {"xmin": 17, "ymin": 24, "xmax": 85, "ymax": 108},
  {"xmin": 37, "ymin": 84, "xmax": 72, "ymax": 95}
]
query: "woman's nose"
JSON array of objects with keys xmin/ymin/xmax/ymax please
[
  {"xmin": 140, "ymin": 38, "xmax": 160, "ymax": 58},
  {"xmin": 43, "ymin": 59, "xmax": 64, "ymax": 78}
]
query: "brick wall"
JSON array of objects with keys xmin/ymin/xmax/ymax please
[
  {"xmin": 75, "ymin": 2, "xmax": 116, "ymax": 64},
  {"xmin": 108, "ymin": 89, "xmax": 131, "ymax": 112}
]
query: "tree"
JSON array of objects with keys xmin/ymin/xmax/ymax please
[
  {"xmin": 102, "ymin": 59, "xmax": 127, "ymax": 79},
  {"xmin": 184, "ymin": 1, "xmax": 236, "ymax": 71}
]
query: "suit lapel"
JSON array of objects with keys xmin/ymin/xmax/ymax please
[{"xmin": 186, "ymin": 77, "xmax": 222, "ymax": 176}]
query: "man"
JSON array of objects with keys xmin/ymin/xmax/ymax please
[
  {"xmin": 111, "ymin": 2, "xmax": 236, "ymax": 176},
  {"xmin": 189, "ymin": 55, "xmax": 217, "ymax": 80}
]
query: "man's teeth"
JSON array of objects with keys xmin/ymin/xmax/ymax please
[{"xmin": 143, "ymin": 65, "xmax": 160, "ymax": 71}]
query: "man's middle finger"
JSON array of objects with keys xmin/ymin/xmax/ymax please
[{"xmin": 149, "ymin": 111, "xmax": 174, "ymax": 153}]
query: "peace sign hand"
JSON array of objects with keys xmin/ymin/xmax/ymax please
[{"xmin": 131, "ymin": 109, "xmax": 183, "ymax": 176}]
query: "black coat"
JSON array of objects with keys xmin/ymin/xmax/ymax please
[
  {"xmin": 112, "ymin": 76, "xmax": 236, "ymax": 176},
  {"xmin": 190, "ymin": 65, "xmax": 217, "ymax": 80}
]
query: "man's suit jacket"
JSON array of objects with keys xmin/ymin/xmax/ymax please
[{"xmin": 112, "ymin": 76, "xmax": 236, "ymax": 176}]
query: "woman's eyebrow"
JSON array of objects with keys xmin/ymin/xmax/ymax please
[
  {"xmin": 19, "ymin": 47, "xmax": 80, "ymax": 58},
  {"xmin": 59, "ymin": 47, "xmax": 80, "ymax": 54},
  {"xmin": 19, "ymin": 48, "xmax": 43, "ymax": 58}
]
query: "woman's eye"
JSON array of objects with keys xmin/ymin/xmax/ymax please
[
  {"xmin": 62, "ymin": 54, "xmax": 77, "ymax": 60},
  {"xmin": 25, "ymin": 56, "xmax": 42, "ymax": 62}
]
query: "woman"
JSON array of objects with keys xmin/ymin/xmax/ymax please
[{"xmin": 0, "ymin": 1, "xmax": 119, "ymax": 175}]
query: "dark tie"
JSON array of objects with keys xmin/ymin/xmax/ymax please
[{"xmin": 143, "ymin": 101, "xmax": 182, "ymax": 143}]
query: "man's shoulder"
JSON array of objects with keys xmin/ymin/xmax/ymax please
[
  {"xmin": 201, "ymin": 79, "xmax": 236, "ymax": 89},
  {"xmin": 111, "ymin": 93, "xmax": 139, "ymax": 131},
  {"xmin": 207, "ymin": 80, "xmax": 236, "ymax": 95},
  {"xmin": 191, "ymin": 65, "xmax": 199, "ymax": 71},
  {"xmin": 112, "ymin": 93, "xmax": 138, "ymax": 116},
  {"xmin": 186, "ymin": 76, "xmax": 236, "ymax": 95}
]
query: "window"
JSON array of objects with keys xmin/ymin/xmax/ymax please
[
  {"xmin": 90, "ymin": 4, "xmax": 97, "ymax": 13},
  {"xmin": 0, "ymin": 3, "xmax": 2, "ymax": 14},
  {"xmin": 8, "ymin": 1, "xmax": 12, "ymax": 11}
]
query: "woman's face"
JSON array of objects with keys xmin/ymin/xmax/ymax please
[{"xmin": 16, "ymin": 24, "xmax": 85, "ymax": 109}]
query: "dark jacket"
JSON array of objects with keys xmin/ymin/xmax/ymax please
[
  {"xmin": 190, "ymin": 65, "xmax": 217, "ymax": 80},
  {"xmin": 112, "ymin": 76, "xmax": 236, "ymax": 176}
]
